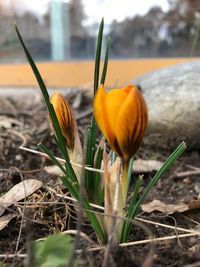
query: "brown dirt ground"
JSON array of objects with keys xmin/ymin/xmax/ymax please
[{"xmin": 0, "ymin": 89, "xmax": 200, "ymax": 267}]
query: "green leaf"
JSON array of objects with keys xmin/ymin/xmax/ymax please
[
  {"xmin": 93, "ymin": 144, "xmax": 104, "ymax": 200},
  {"xmin": 84, "ymin": 18, "xmax": 105, "ymax": 192},
  {"xmin": 127, "ymin": 157, "xmax": 134, "ymax": 190},
  {"xmin": 34, "ymin": 234, "xmax": 73, "ymax": 267},
  {"xmin": 120, "ymin": 141, "xmax": 186, "ymax": 242},
  {"xmin": 120, "ymin": 175, "xmax": 143, "ymax": 242},
  {"xmin": 15, "ymin": 24, "xmax": 70, "ymax": 164},
  {"xmin": 15, "ymin": 24, "xmax": 80, "ymax": 191},
  {"xmin": 100, "ymin": 36, "xmax": 110, "ymax": 85},
  {"xmin": 39, "ymin": 144, "xmax": 79, "ymax": 197},
  {"xmin": 85, "ymin": 19, "xmax": 110, "ymax": 200},
  {"xmin": 94, "ymin": 18, "xmax": 104, "ymax": 95},
  {"xmin": 39, "ymin": 144, "xmax": 105, "ymax": 243},
  {"xmin": 82, "ymin": 197, "xmax": 106, "ymax": 243},
  {"xmin": 15, "ymin": 22, "xmax": 106, "ymax": 244}
]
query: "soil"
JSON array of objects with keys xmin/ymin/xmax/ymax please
[{"xmin": 0, "ymin": 89, "xmax": 200, "ymax": 267}]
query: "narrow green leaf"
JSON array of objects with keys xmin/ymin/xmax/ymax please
[
  {"xmin": 84, "ymin": 128, "xmax": 95, "ymax": 190},
  {"xmin": 39, "ymin": 144, "xmax": 105, "ymax": 243},
  {"xmin": 15, "ymin": 23, "xmax": 106, "ymax": 244},
  {"xmin": 15, "ymin": 24, "xmax": 79, "ymax": 189},
  {"xmin": 94, "ymin": 18, "xmax": 104, "ymax": 95},
  {"xmin": 93, "ymin": 144, "xmax": 103, "ymax": 199},
  {"xmin": 82, "ymin": 198, "xmax": 106, "ymax": 243},
  {"xmin": 100, "ymin": 36, "xmax": 110, "ymax": 85},
  {"xmin": 14, "ymin": 25, "xmax": 49, "ymax": 102},
  {"xmin": 15, "ymin": 25, "xmax": 68, "ymax": 159},
  {"xmin": 127, "ymin": 157, "xmax": 134, "ymax": 190},
  {"xmin": 121, "ymin": 141, "xmax": 186, "ymax": 242},
  {"xmin": 39, "ymin": 144, "xmax": 79, "ymax": 198},
  {"xmin": 120, "ymin": 175, "xmax": 143, "ymax": 242},
  {"xmin": 84, "ymin": 18, "xmax": 104, "ymax": 192}
]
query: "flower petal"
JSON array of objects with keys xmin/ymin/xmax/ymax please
[
  {"xmin": 50, "ymin": 93, "xmax": 75, "ymax": 150},
  {"xmin": 93, "ymin": 86, "xmax": 114, "ymax": 148},
  {"xmin": 94, "ymin": 86, "xmax": 126, "ymax": 156},
  {"xmin": 116, "ymin": 85, "xmax": 148, "ymax": 160}
]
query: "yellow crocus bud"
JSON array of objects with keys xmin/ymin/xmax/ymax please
[
  {"xmin": 94, "ymin": 85, "xmax": 148, "ymax": 161},
  {"xmin": 50, "ymin": 92, "xmax": 83, "ymax": 182},
  {"xmin": 50, "ymin": 92, "xmax": 75, "ymax": 150}
]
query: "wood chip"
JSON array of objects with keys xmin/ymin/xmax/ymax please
[
  {"xmin": 0, "ymin": 214, "xmax": 16, "ymax": 231},
  {"xmin": 188, "ymin": 198, "xmax": 200, "ymax": 210},
  {"xmin": 0, "ymin": 179, "xmax": 43, "ymax": 216},
  {"xmin": 141, "ymin": 199, "xmax": 188, "ymax": 214},
  {"xmin": 0, "ymin": 116, "xmax": 23, "ymax": 129},
  {"xmin": 142, "ymin": 195, "xmax": 200, "ymax": 215},
  {"xmin": 133, "ymin": 159, "xmax": 163, "ymax": 173}
]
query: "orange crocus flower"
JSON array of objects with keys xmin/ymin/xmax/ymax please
[
  {"xmin": 50, "ymin": 92, "xmax": 75, "ymax": 150},
  {"xmin": 94, "ymin": 85, "xmax": 148, "ymax": 160}
]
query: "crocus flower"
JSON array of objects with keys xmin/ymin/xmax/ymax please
[
  {"xmin": 94, "ymin": 85, "xmax": 148, "ymax": 161},
  {"xmin": 50, "ymin": 92, "xmax": 75, "ymax": 150},
  {"xmin": 50, "ymin": 92, "xmax": 83, "ymax": 182},
  {"xmin": 94, "ymin": 84, "xmax": 148, "ymax": 205}
]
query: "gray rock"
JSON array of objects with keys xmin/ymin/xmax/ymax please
[{"xmin": 134, "ymin": 61, "xmax": 200, "ymax": 150}]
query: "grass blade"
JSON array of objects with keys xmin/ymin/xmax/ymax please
[
  {"xmin": 127, "ymin": 157, "xmax": 134, "ymax": 190},
  {"xmin": 93, "ymin": 144, "xmax": 104, "ymax": 200},
  {"xmin": 120, "ymin": 175, "xmax": 143, "ymax": 242},
  {"xmin": 82, "ymin": 198, "xmax": 106, "ymax": 243},
  {"xmin": 100, "ymin": 36, "xmax": 110, "ymax": 85},
  {"xmin": 39, "ymin": 144, "xmax": 105, "ymax": 243},
  {"xmin": 121, "ymin": 141, "xmax": 186, "ymax": 242},
  {"xmin": 39, "ymin": 144, "xmax": 79, "ymax": 198},
  {"xmin": 84, "ymin": 18, "xmax": 104, "ymax": 191},
  {"xmin": 94, "ymin": 18, "xmax": 104, "ymax": 95},
  {"xmin": 15, "ymin": 24, "xmax": 78, "ymax": 185}
]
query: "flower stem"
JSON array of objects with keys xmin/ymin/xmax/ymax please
[{"xmin": 121, "ymin": 159, "xmax": 130, "ymax": 206}]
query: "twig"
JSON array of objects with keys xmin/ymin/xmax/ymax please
[
  {"xmin": 46, "ymin": 186, "xmax": 105, "ymax": 211},
  {"xmin": 11, "ymin": 129, "xmax": 104, "ymax": 173},
  {"xmin": 166, "ymin": 215, "xmax": 182, "ymax": 247},
  {"xmin": 135, "ymin": 217, "xmax": 200, "ymax": 235},
  {"xmin": 176, "ymin": 170, "xmax": 200, "ymax": 178},
  {"xmin": 1, "ymin": 229, "xmax": 200, "ymax": 259},
  {"xmin": 119, "ymin": 232, "xmax": 200, "ymax": 247},
  {"xmin": 20, "ymin": 146, "xmax": 104, "ymax": 174},
  {"xmin": 186, "ymin": 164, "xmax": 200, "ymax": 171},
  {"xmin": 183, "ymin": 262, "xmax": 200, "ymax": 267}
]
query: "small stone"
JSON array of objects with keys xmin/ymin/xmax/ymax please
[
  {"xmin": 183, "ymin": 178, "xmax": 191, "ymax": 184},
  {"xmin": 15, "ymin": 154, "xmax": 23, "ymax": 161},
  {"xmin": 194, "ymin": 184, "xmax": 200, "ymax": 194},
  {"xmin": 134, "ymin": 61, "xmax": 200, "ymax": 150}
]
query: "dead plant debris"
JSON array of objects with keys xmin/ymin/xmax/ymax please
[{"xmin": 0, "ymin": 91, "xmax": 200, "ymax": 267}]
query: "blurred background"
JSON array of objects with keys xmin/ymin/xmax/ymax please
[{"xmin": 0, "ymin": 0, "xmax": 199, "ymax": 62}]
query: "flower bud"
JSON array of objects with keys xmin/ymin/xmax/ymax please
[
  {"xmin": 94, "ymin": 85, "xmax": 148, "ymax": 160},
  {"xmin": 50, "ymin": 93, "xmax": 75, "ymax": 150}
]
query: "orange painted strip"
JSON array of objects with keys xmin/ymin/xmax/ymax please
[{"xmin": 0, "ymin": 58, "xmax": 198, "ymax": 89}]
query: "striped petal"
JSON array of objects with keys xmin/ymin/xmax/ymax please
[
  {"xmin": 50, "ymin": 93, "xmax": 75, "ymax": 150},
  {"xmin": 94, "ymin": 84, "xmax": 148, "ymax": 160},
  {"xmin": 116, "ymin": 85, "xmax": 148, "ymax": 160}
]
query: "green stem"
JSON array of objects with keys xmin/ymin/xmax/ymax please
[{"xmin": 121, "ymin": 159, "xmax": 129, "ymax": 205}]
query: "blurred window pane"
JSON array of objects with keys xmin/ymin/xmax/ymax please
[{"xmin": 0, "ymin": 0, "xmax": 198, "ymax": 63}]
